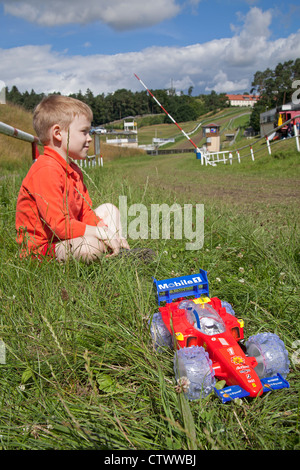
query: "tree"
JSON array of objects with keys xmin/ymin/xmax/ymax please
[
  {"xmin": 188, "ymin": 86, "xmax": 194, "ymax": 97},
  {"xmin": 6, "ymin": 85, "xmax": 23, "ymax": 106},
  {"xmin": 251, "ymin": 59, "xmax": 300, "ymax": 108},
  {"xmin": 249, "ymin": 103, "xmax": 265, "ymax": 133},
  {"xmin": 202, "ymin": 91, "xmax": 228, "ymax": 112},
  {"xmin": 249, "ymin": 58, "xmax": 300, "ymax": 133}
]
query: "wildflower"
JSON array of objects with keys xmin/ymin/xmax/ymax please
[
  {"xmin": 175, "ymin": 376, "xmax": 190, "ymax": 394},
  {"xmin": 238, "ymin": 278, "xmax": 245, "ymax": 284},
  {"xmin": 239, "ymin": 267, "xmax": 245, "ymax": 273},
  {"xmin": 233, "ymin": 398, "xmax": 243, "ymax": 406},
  {"xmin": 216, "ymin": 277, "xmax": 221, "ymax": 282},
  {"xmin": 237, "ymin": 253, "xmax": 243, "ymax": 258}
]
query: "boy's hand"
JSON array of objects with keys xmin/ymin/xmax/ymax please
[{"xmin": 96, "ymin": 226, "xmax": 123, "ymax": 257}]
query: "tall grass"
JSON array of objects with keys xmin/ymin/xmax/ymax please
[
  {"xmin": 0, "ymin": 149, "xmax": 299, "ymax": 450},
  {"xmin": 0, "ymin": 103, "xmax": 37, "ymax": 170}
]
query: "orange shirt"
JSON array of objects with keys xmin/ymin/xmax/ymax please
[{"xmin": 15, "ymin": 146, "xmax": 101, "ymax": 256}]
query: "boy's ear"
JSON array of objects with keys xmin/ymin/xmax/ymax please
[{"xmin": 52, "ymin": 124, "xmax": 63, "ymax": 142}]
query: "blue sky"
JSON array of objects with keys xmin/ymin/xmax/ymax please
[{"xmin": 0, "ymin": 0, "xmax": 300, "ymax": 96}]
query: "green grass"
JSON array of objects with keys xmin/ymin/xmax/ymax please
[
  {"xmin": 0, "ymin": 128, "xmax": 299, "ymax": 450},
  {"xmin": 136, "ymin": 107, "xmax": 252, "ymax": 148}
]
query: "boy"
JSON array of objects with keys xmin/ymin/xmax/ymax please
[{"xmin": 15, "ymin": 94, "xmax": 130, "ymax": 263}]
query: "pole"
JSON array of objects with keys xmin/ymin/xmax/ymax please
[
  {"xmin": 134, "ymin": 73, "xmax": 206, "ymax": 164},
  {"xmin": 294, "ymin": 123, "xmax": 300, "ymax": 152},
  {"xmin": 266, "ymin": 136, "xmax": 271, "ymax": 155}
]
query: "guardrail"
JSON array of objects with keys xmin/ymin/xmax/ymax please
[
  {"xmin": 0, "ymin": 121, "xmax": 103, "ymax": 166},
  {"xmin": 201, "ymin": 114, "xmax": 300, "ymax": 166},
  {"xmin": 0, "ymin": 121, "xmax": 41, "ymax": 160}
]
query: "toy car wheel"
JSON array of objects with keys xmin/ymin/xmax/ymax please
[
  {"xmin": 221, "ymin": 301, "xmax": 236, "ymax": 316},
  {"xmin": 246, "ymin": 332, "xmax": 290, "ymax": 379},
  {"xmin": 174, "ymin": 346, "xmax": 215, "ymax": 400},
  {"xmin": 150, "ymin": 312, "xmax": 173, "ymax": 351}
]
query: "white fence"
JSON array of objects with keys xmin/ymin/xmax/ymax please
[
  {"xmin": 79, "ymin": 154, "xmax": 103, "ymax": 168},
  {"xmin": 201, "ymin": 114, "xmax": 300, "ymax": 166}
]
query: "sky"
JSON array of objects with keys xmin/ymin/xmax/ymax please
[{"xmin": 0, "ymin": 0, "xmax": 300, "ymax": 97}]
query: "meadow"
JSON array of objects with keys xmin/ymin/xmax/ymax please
[{"xmin": 0, "ymin": 104, "xmax": 299, "ymax": 450}]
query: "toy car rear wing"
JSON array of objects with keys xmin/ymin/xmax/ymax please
[{"xmin": 153, "ymin": 269, "xmax": 209, "ymax": 305}]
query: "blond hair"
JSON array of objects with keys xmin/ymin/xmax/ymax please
[{"xmin": 33, "ymin": 94, "xmax": 93, "ymax": 144}]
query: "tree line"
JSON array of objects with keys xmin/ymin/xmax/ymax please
[{"xmin": 5, "ymin": 85, "xmax": 229, "ymax": 126}]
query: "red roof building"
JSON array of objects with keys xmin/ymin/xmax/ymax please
[{"xmin": 226, "ymin": 94, "xmax": 259, "ymax": 107}]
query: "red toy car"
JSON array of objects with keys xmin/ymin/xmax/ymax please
[{"xmin": 151, "ymin": 270, "xmax": 290, "ymax": 402}]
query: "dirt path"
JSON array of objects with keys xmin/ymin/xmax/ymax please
[
  {"xmin": 118, "ymin": 155, "xmax": 300, "ymax": 220},
  {"xmin": 148, "ymin": 173, "xmax": 299, "ymax": 211}
]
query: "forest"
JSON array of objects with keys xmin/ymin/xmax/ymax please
[{"xmin": 4, "ymin": 85, "xmax": 229, "ymax": 126}]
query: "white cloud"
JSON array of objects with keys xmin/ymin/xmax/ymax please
[
  {"xmin": 166, "ymin": 76, "xmax": 195, "ymax": 91},
  {"xmin": 1, "ymin": 7, "xmax": 300, "ymax": 97},
  {"xmin": 3, "ymin": 0, "xmax": 181, "ymax": 30},
  {"xmin": 205, "ymin": 71, "xmax": 249, "ymax": 93}
]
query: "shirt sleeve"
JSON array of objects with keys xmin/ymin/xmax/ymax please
[{"xmin": 80, "ymin": 184, "xmax": 102, "ymax": 226}]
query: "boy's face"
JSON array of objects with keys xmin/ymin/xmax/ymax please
[{"xmin": 60, "ymin": 114, "xmax": 92, "ymax": 160}]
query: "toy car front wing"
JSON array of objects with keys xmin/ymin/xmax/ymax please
[{"xmin": 214, "ymin": 374, "xmax": 290, "ymax": 403}]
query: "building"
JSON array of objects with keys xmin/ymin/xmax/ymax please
[
  {"xmin": 226, "ymin": 94, "xmax": 259, "ymax": 107},
  {"xmin": 202, "ymin": 123, "xmax": 221, "ymax": 152},
  {"xmin": 124, "ymin": 118, "xmax": 137, "ymax": 133},
  {"xmin": 259, "ymin": 108, "xmax": 277, "ymax": 136},
  {"xmin": 106, "ymin": 117, "xmax": 138, "ymax": 148}
]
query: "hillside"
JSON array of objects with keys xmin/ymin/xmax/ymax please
[
  {"xmin": 0, "ymin": 101, "xmax": 297, "ymax": 174},
  {"xmin": 0, "ymin": 102, "xmax": 250, "ymax": 169},
  {"xmin": 136, "ymin": 107, "xmax": 252, "ymax": 150},
  {"xmin": 0, "ymin": 103, "xmax": 145, "ymax": 170},
  {"xmin": 0, "ymin": 103, "xmax": 36, "ymax": 167}
]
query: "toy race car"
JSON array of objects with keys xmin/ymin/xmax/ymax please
[{"xmin": 150, "ymin": 270, "xmax": 290, "ymax": 402}]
